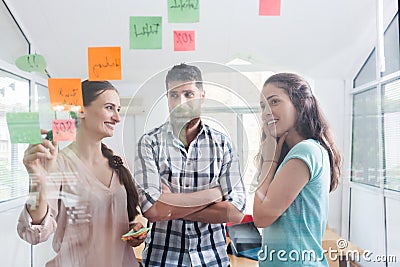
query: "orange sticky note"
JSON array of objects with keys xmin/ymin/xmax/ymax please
[
  {"xmin": 52, "ymin": 119, "xmax": 76, "ymax": 142},
  {"xmin": 259, "ymin": 0, "xmax": 281, "ymax": 16},
  {"xmin": 48, "ymin": 78, "xmax": 83, "ymax": 112},
  {"xmin": 88, "ymin": 46, "xmax": 122, "ymax": 81},
  {"xmin": 174, "ymin": 31, "xmax": 195, "ymax": 51}
]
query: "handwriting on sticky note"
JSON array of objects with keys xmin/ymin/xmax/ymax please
[
  {"xmin": 130, "ymin": 16, "xmax": 162, "ymax": 49},
  {"xmin": 6, "ymin": 112, "xmax": 42, "ymax": 144},
  {"xmin": 48, "ymin": 78, "xmax": 83, "ymax": 112},
  {"xmin": 168, "ymin": 0, "xmax": 199, "ymax": 23},
  {"xmin": 88, "ymin": 47, "xmax": 122, "ymax": 80},
  {"xmin": 174, "ymin": 31, "xmax": 195, "ymax": 51},
  {"xmin": 259, "ymin": 0, "xmax": 281, "ymax": 16},
  {"xmin": 132, "ymin": 23, "xmax": 161, "ymax": 37},
  {"xmin": 52, "ymin": 119, "xmax": 75, "ymax": 142}
]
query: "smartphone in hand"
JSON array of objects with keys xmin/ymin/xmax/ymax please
[{"xmin": 121, "ymin": 227, "xmax": 150, "ymax": 241}]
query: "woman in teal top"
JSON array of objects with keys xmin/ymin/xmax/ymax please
[{"xmin": 253, "ymin": 73, "xmax": 341, "ymax": 266}]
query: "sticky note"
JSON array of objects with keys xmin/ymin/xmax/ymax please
[
  {"xmin": 174, "ymin": 30, "xmax": 195, "ymax": 51},
  {"xmin": 259, "ymin": 0, "xmax": 281, "ymax": 16},
  {"xmin": 6, "ymin": 112, "xmax": 42, "ymax": 144},
  {"xmin": 48, "ymin": 78, "xmax": 83, "ymax": 112},
  {"xmin": 88, "ymin": 47, "xmax": 122, "ymax": 80},
  {"xmin": 130, "ymin": 16, "xmax": 162, "ymax": 49},
  {"xmin": 168, "ymin": 0, "xmax": 199, "ymax": 23},
  {"xmin": 15, "ymin": 54, "xmax": 47, "ymax": 74},
  {"xmin": 52, "ymin": 119, "xmax": 76, "ymax": 142}
]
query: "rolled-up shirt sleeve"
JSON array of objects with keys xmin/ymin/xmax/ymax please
[
  {"xmin": 17, "ymin": 204, "xmax": 57, "ymax": 245},
  {"xmin": 219, "ymin": 140, "xmax": 247, "ymax": 213},
  {"xmin": 134, "ymin": 134, "xmax": 162, "ymax": 213},
  {"xmin": 17, "ymin": 167, "xmax": 62, "ymax": 245}
]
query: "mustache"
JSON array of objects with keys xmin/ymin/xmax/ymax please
[{"xmin": 172, "ymin": 106, "xmax": 194, "ymax": 112}]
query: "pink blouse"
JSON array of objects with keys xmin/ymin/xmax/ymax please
[{"xmin": 17, "ymin": 146, "xmax": 139, "ymax": 267}]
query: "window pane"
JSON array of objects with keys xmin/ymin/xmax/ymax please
[
  {"xmin": 36, "ymin": 83, "xmax": 54, "ymax": 129},
  {"xmin": 202, "ymin": 108, "xmax": 260, "ymax": 214},
  {"xmin": 0, "ymin": 70, "xmax": 30, "ymax": 202},
  {"xmin": 353, "ymin": 49, "xmax": 377, "ymax": 88},
  {"xmin": 241, "ymin": 113, "xmax": 261, "ymax": 214},
  {"xmin": 351, "ymin": 88, "xmax": 382, "ymax": 187},
  {"xmin": 383, "ymin": 79, "xmax": 400, "ymax": 191},
  {"xmin": 382, "ymin": 14, "xmax": 400, "ymax": 77},
  {"xmin": 241, "ymin": 113, "xmax": 261, "ymax": 187},
  {"xmin": 0, "ymin": 2, "xmax": 29, "ymax": 65}
]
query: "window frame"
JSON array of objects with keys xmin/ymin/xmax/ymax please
[
  {"xmin": 351, "ymin": 11, "xmax": 400, "ymax": 192},
  {"xmin": 0, "ymin": 0, "xmax": 49, "ymax": 207},
  {"xmin": 0, "ymin": 60, "xmax": 47, "ymax": 208}
]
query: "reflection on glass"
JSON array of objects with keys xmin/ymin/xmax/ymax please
[
  {"xmin": 382, "ymin": 14, "xmax": 400, "ymax": 77},
  {"xmin": 383, "ymin": 79, "xmax": 400, "ymax": 191},
  {"xmin": 201, "ymin": 107, "xmax": 261, "ymax": 214},
  {"xmin": 353, "ymin": 49, "xmax": 377, "ymax": 88},
  {"xmin": 351, "ymin": 87, "xmax": 382, "ymax": 187}
]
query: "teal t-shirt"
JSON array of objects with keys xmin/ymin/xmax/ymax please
[{"xmin": 259, "ymin": 139, "xmax": 330, "ymax": 267}]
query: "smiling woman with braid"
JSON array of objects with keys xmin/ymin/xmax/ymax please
[{"xmin": 17, "ymin": 80, "xmax": 144, "ymax": 267}]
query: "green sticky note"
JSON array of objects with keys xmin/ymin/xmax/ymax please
[
  {"xmin": 168, "ymin": 0, "xmax": 199, "ymax": 23},
  {"xmin": 15, "ymin": 54, "xmax": 47, "ymax": 74},
  {"xmin": 130, "ymin": 16, "xmax": 162, "ymax": 49},
  {"xmin": 6, "ymin": 112, "xmax": 42, "ymax": 144}
]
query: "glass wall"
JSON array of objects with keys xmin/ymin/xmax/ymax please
[
  {"xmin": 0, "ymin": 70, "xmax": 30, "ymax": 202},
  {"xmin": 351, "ymin": 88, "xmax": 382, "ymax": 187},
  {"xmin": 382, "ymin": 79, "xmax": 400, "ymax": 191},
  {"xmin": 382, "ymin": 14, "xmax": 400, "ymax": 77},
  {"xmin": 351, "ymin": 12, "xmax": 400, "ymax": 191},
  {"xmin": 0, "ymin": 1, "xmax": 47, "ymax": 203}
]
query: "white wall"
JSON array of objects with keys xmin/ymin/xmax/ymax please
[
  {"xmin": 0, "ymin": 199, "xmax": 31, "ymax": 267},
  {"xmin": 313, "ymin": 79, "xmax": 346, "ymax": 233}
]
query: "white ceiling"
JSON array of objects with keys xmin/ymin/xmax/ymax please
[{"xmin": 5, "ymin": 0, "xmax": 396, "ymax": 87}]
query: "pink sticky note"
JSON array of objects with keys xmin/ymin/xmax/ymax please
[
  {"xmin": 174, "ymin": 31, "xmax": 195, "ymax": 51},
  {"xmin": 259, "ymin": 0, "xmax": 281, "ymax": 16},
  {"xmin": 52, "ymin": 119, "xmax": 76, "ymax": 141}
]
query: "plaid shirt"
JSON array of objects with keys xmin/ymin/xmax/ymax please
[{"xmin": 134, "ymin": 121, "xmax": 246, "ymax": 267}]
